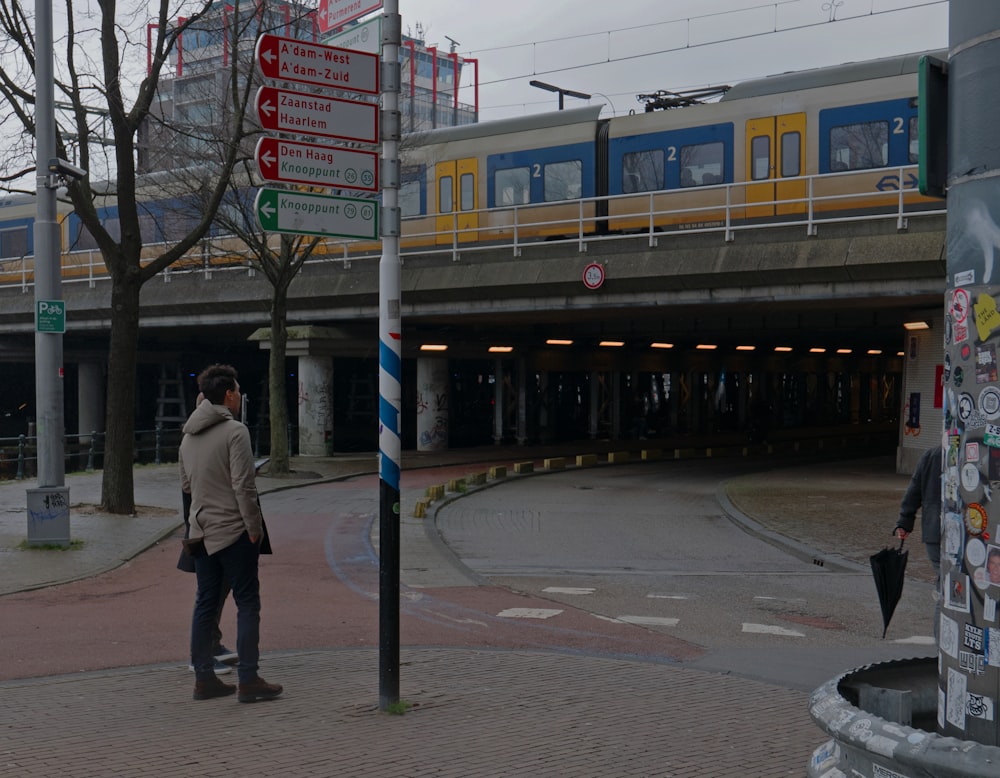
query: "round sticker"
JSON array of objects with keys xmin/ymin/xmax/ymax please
[
  {"xmin": 959, "ymin": 393, "xmax": 975, "ymax": 422},
  {"xmin": 974, "ymin": 567, "xmax": 990, "ymax": 590},
  {"xmin": 954, "ymin": 366, "xmax": 964, "ymax": 388},
  {"xmin": 967, "ymin": 537, "xmax": 988, "ymax": 567},
  {"xmin": 981, "ymin": 386, "xmax": 1000, "ymax": 420},
  {"xmin": 953, "ymin": 288, "xmax": 970, "ymax": 324},
  {"xmin": 967, "ymin": 503, "xmax": 988, "ymax": 536},
  {"xmin": 962, "ymin": 463, "xmax": 981, "ymax": 492}
]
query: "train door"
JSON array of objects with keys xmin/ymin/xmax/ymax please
[
  {"xmin": 435, "ymin": 158, "xmax": 479, "ymax": 245},
  {"xmin": 745, "ymin": 113, "xmax": 806, "ymax": 219}
]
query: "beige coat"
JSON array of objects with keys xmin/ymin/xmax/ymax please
[{"xmin": 179, "ymin": 400, "xmax": 263, "ymax": 556}]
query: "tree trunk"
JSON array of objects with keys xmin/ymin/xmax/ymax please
[
  {"xmin": 267, "ymin": 284, "xmax": 290, "ymax": 475},
  {"xmin": 100, "ymin": 269, "xmax": 142, "ymax": 514}
]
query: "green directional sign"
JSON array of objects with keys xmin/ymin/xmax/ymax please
[
  {"xmin": 36, "ymin": 300, "xmax": 66, "ymax": 333},
  {"xmin": 254, "ymin": 187, "xmax": 379, "ymax": 240}
]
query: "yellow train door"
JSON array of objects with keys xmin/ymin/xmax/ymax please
[
  {"xmin": 745, "ymin": 113, "xmax": 806, "ymax": 219},
  {"xmin": 435, "ymin": 158, "xmax": 479, "ymax": 245}
]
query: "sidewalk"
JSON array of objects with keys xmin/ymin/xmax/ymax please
[{"xmin": 0, "ymin": 445, "xmax": 915, "ymax": 777}]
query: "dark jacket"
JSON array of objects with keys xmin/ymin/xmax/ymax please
[{"xmin": 896, "ymin": 446, "xmax": 942, "ymax": 545}]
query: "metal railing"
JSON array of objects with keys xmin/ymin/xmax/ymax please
[
  {"xmin": 0, "ymin": 423, "xmax": 301, "ymax": 483},
  {"xmin": 0, "ymin": 165, "xmax": 946, "ymax": 291}
]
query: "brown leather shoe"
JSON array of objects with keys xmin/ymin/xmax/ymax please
[
  {"xmin": 193, "ymin": 676, "xmax": 236, "ymax": 700},
  {"xmin": 238, "ymin": 676, "xmax": 283, "ymax": 703}
]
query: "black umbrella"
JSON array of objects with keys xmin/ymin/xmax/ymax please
[{"xmin": 870, "ymin": 538, "xmax": 909, "ymax": 638}]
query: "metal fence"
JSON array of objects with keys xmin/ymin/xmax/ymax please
[{"xmin": 0, "ymin": 423, "xmax": 299, "ymax": 482}]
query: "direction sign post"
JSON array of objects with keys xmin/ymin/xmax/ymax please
[
  {"xmin": 254, "ymin": 187, "xmax": 378, "ymax": 240},
  {"xmin": 255, "ymin": 137, "xmax": 378, "ymax": 191},
  {"xmin": 255, "ymin": 34, "xmax": 379, "ymax": 94},
  {"xmin": 255, "ymin": 86, "xmax": 378, "ymax": 145}
]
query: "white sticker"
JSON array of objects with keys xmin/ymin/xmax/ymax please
[
  {"xmin": 986, "ymin": 595, "xmax": 998, "ymax": 622},
  {"xmin": 947, "ymin": 667, "xmax": 968, "ymax": 728},
  {"xmin": 982, "ymin": 386, "xmax": 1000, "ymax": 419},
  {"xmin": 941, "ymin": 613, "xmax": 960, "ymax": 658},
  {"xmin": 968, "ymin": 538, "xmax": 988, "ymax": 567},
  {"xmin": 968, "ymin": 693, "xmax": 995, "ymax": 721},
  {"xmin": 963, "ymin": 463, "xmax": 981, "ymax": 492},
  {"xmin": 968, "ymin": 442, "xmax": 982, "ymax": 462}
]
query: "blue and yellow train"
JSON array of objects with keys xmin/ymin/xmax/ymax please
[{"xmin": 0, "ymin": 48, "xmax": 941, "ymax": 284}]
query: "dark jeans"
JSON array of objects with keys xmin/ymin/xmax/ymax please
[{"xmin": 192, "ymin": 532, "xmax": 260, "ymax": 683}]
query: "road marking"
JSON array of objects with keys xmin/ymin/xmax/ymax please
[
  {"xmin": 742, "ymin": 623, "xmax": 805, "ymax": 637},
  {"xmin": 543, "ymin": 587, "xmax": 595, "ymax": 595},
  {"xmin": 496, "ymin": 608, "xmax": 563, "ymax": 619},
  {"xmin": 753, "ymin": 596, "xmax": 806, "ymax": 603},
  {"xmin": 893, "ymin": 635, "xmax": 936, "ymax": 645},
  {"xmin": 647, "ymin": 593, "xmax": 692, "ymax": 600},
  {"xmin": 617, "ymin": 616, "xmax": 680, "ymax": 627}
]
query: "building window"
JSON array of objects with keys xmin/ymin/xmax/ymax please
[
  {"xmin": 830, "ymin": 121, "xmax": 888, "ymax": 170},
  {"xmin": 543, "ymin": 160, "xmax": 582, "ymax": 201},
  {"xmin": 680, "ymin": 141, "xmax": 724, "ymax": 186},
  {"xmin": 494, "ymin": 167, "xmax": 530, "ymax": 206},
  {"xmin": 623, "ymin": 149, "xmax": 663, "ymax": 193}
]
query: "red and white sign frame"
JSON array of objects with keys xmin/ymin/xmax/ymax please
[
  {"xmin": 255, "ymin": 85, "xmax": 378, "ymax": 145},
  {"xmin": 583, "ymin": 263, "xmax": 605, "ymax": 290},
  {"xmin": 317, "ymin": 0, "xmax": 383, "ymax": 34},
  {"xmin": 255, "ymin": 137, "xmax": 378, "ymax": 192}
]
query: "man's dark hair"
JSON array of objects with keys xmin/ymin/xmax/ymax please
[{"xmin": 197, "ymin": 364, "xmax": 238, "ymax": 405}]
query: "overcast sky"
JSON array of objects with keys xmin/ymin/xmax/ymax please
[{"xmin": 393, "ymin": 0, "xmax": 948, "ymax": 120}]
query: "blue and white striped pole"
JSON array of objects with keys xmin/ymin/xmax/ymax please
[{"xmin": 378, "ymin": 0, "xmax": 402, "ymax": 711}]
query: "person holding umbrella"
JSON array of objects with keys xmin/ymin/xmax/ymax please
[{"xmin": 893, "ymin": 445, "xmax": 943, "ymax": 633}]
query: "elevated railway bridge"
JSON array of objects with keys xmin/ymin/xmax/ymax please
[{"xmin": 0, "ymin": 173, "xmax": 946, "ymax": 469}]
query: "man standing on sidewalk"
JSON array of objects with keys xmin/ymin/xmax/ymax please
[
  {"xmin": 179, "ymin": 364, "xmax": 282, "ymax": 703},
  {"xmin": 894, "ymin": 445, "xmax": 943, "ymax": 633}
]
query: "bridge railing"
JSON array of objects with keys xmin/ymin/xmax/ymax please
[{"xmin": 0, "ymin": 165, "xmax": 946, "ymax": 290}]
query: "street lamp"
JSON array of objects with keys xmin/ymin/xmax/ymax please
[{"xmin": 529, "ymin": 79, "xmax": 591, "ymax": 110}]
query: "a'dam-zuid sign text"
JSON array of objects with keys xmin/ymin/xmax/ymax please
[{"xmin": 255, "ymin": 34, "xmax": 379, "ymax": 95}]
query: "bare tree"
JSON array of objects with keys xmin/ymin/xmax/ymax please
[
  {"xmin": 0, "ymin": 0, "xmax": 311, "ymax": 511},
  {"xmin": 208, "ymin": 159, "xmax": 322, "ymax": 476}
]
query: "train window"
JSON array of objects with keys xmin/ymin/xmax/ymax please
[
  {"xmin": 460, "ymin": 173, "xmax": 475, "ymax": 211},
  {"xmin": 439, "ymin": 175, "xmax": 454, "ymax": 214},
  {"xmin": 0, "ymin": 226, "xmax": 27, "ymax": 259},
  {"xmin": 751, "ymin": 136, "xmax": 770, "ymax": 180},
  {"xmin": 829, "ymin": 121, "xmax": 888, "ymax": 170},
  {"xmin": 495, "ymin": 167, "xmax": 530, "ymax": 206},
  {"xmin": 680, "ymin": 142, "xmax": 724, "ymax": 187},
  {"xmin": 400, "ymin": 180, "xmax": 421, "ymax": 217},
  {"xmin": 780, "ymin": 133, "xmax": 801, "ymax": 177},
  {"xmin": 622, "ymin": 150, "xmax": 663, "ymax": 193},
  {"xmin": 543, "ymin": 160, "xmax": 582, "ymax": 202},
  {"xmin": 908, "ymin": 117, "xmax": 919, "ymax": 164}
]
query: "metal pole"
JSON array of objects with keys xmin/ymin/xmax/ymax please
[
  {"xmin": 940, "ymin": 0, "xmax": 1000, "ymax": 746},
  {"xmin": 378, "ymin": 0, "xmax": 402, "ymax": 712},
  {"xmin": 28, "ymin": 0, "xmax": 70, "ymax": 546}
]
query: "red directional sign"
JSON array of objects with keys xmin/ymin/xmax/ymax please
[
  {"xmin": 255, "ymin": 137, "xmax": 378, "ymax": 192},
  {"xmin": 317, "ymin": 0, "xmax": 382, "ymax": 33},
  {"xmin": 255, "ymin": 34, "xmax": 379, "ymax": 95},
  {"xmin": 255, "ymin": 85, "xmax": 378, "ymax": 144}
]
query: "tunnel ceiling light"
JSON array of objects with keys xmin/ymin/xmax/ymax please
[
  {"xmin": 897, "ymin": 351, "xmax": 905, "ymax": 357},
  {"xmin": 903, "ymin": 321, "xmax": 930, "ymax": 331},
  {"xmin": 650, "ymin": 342, "xmax": 674, "ymax": 349},
  {"xmin": 488, "ymin": 346, "xmax": 514, "ymax": 353},
  {"xmin": 736, "ymin": 345, "xmax": 755, "ymax": 351},
  {"xmin": 696, "ymin": 344, "xmax": 717, "ymax": 350},
  {"xmin": 599, "ymin": 340, "xmax": 625, "ymax": 347},
  {"xmin": 837, "ymin": 348, "xmax": 853, "ymax": 354},
  {"xmin": 810, "ymin": 347, "xmax": 827, "ymax": 353},
  {"xmin": 420, "ymin": 344, "xmax": 448, "ymax": 352},
  {"xmin": 867, "ymin": 349, "xmax": 883, "ymax": 355},
  {"xmin": 774, "ymin": 346, "xmax": 793, "ymax": 352},
  {"xmin": 546, "ymin": 339, "xmax": 573, "ymax": 346}
]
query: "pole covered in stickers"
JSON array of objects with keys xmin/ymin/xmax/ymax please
[{"xmin": 940, "ymin": 1, "xmax": 1000, "ymax": 745}]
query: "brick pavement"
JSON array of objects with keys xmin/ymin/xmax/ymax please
[{"xmin": 0, "ymin": 446, "xmax": 915, "ymax": 776}]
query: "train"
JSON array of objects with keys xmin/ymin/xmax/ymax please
[{"xmin": 0, "ymin": 47, "xmax": 943, "ymax": 285}]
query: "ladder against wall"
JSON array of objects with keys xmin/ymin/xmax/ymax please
[{"xmin": 155, "ymin": 367, "xmax": 188, "ymax": 427}]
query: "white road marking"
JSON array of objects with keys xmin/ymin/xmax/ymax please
[
  {"xmin": 893, "ymin": 635, "xmax": 936, "ymax": 645},
  {"xmin": 647, "ymin": 594, "xmax": 692, "ymax": 600},
  {"xmin": 742, "ymin": 623, "xmax": 805, "ymax": 637},
  {"xmin": 496, "ymin": 608, "xmax": 563, "ymax": 619},
  {"xmin": 753, "ymin": 596, "xmax": 806, "ymax": 603},
  {"xmin": 543, "ymin": 587, "xmax": 595, "ymax": 595},
  {"xmin": 617, "ymin": 615, "xmax": 680, "ymax": 627}
]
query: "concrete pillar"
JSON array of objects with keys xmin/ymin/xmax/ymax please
[
  {"xmin": 76, "ymin": 361, "xmax": 104, "ymax": 443},
  {"xmin": 516, "ymin": 357, "xmax": 527, "ymax": 445},
  {"xmin": 297, "ymin": 355, "xmax": 332, "ymax": 457},
  {"xmin": 416, "ymin": 357, "xmax": 448, "ymax": 451},
  {"xmin": 941, "ymin": 1, "xmax": 1000, "ymax": 745},
  {"xmin": 492, "ymin": 357, "xmax": 504, "ymax": 444}
]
